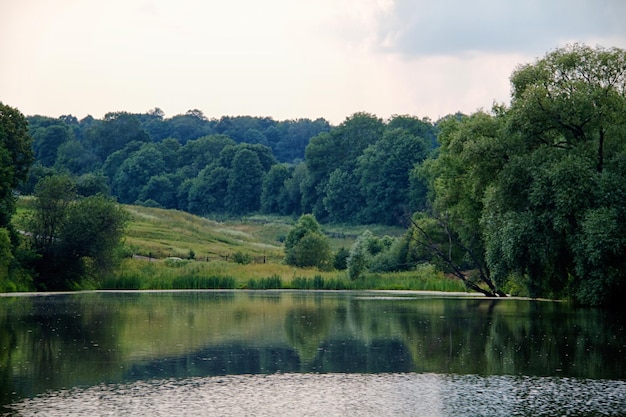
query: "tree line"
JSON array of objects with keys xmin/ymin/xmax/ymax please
[{"xmin": 24, "ymin": 110, "xmax": 438, "ymax": 226}]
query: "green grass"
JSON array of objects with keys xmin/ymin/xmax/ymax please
[
  {"xmin": 14, "ymin": 200, "xmax": 470, "ymax": 294},
  {"xmin": 101, "ymin": 257, "xmax": 468, "ymax": 293}
]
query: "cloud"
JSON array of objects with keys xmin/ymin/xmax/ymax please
[{"xmin": 376, "ymin": 0, "xmax": 626, "ymax": 57}]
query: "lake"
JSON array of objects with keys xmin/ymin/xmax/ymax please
[{"xmin": 1, "ymin": 290, "xmax": 625, "ymax": 416}]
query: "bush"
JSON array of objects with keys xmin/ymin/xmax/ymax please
[{"xmin": 232, "ymin": 251, "xmax": 252, "ymax": 264}]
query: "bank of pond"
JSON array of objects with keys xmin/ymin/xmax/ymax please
[{"xmin": 96, "ymin": 259, "xmax": 467, "ymax": 293}]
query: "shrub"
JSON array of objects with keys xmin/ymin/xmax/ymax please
[{"xmin": 232, "ymin": 251, "xmax": 252, "ymax": 264}]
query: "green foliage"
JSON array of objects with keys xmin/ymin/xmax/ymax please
[
  {"xmin": 232, "ymin": 251, "xmax": 252, "ymax": 265},
  {"xmin": 485, "ymin": 45, "xmax": 626, "ymax": 305},
  {"xmin": 333, "ymin": 247, "xmax": 349, "ymax": 270},
  {"xmin": 356, "ymin": 127, "xmax": 430, "ymax": 225},
  {"xmin": 294, "ymin": 232, "xmax": 332, "ymax": 269},
  {"xmin": 0, "ymin": 102, "xmax": 34, "ymax": 231},
  {"xmin": 112, "ymin": 143, "xmax": 167, "ymax": 204},
  {"xmin": 0, "ymin": 228, "xmax": 12, "ymax": 280},
  {"xmin": 347, "ymin": 231, "xmax": 373, "ymax": 280},
  {"xmin": 413, "ymin": 44, "xmax": 626, "ymax": 305},
  {"xmin": 86, "ymin": 112, "xmax": 150, "ymax": 162},
  {"xmin": 284, "ymin": 214, "xmax": 332, "ymax": 269},
  {"xmin": 27, "ymin": 175, "xmax": 129, "ymax": 290},
  {"xmin": 28, "ymin": 117, "xmax": 72, "ymax": 167},
  {"xmin": 304, "ymin": 112, "xmax": 385, "ymax": 221},
  {"xmin": 226, "ymin": 148, "xmax": 264, "ymax": 214},
  {"xmin": 261, "ymin": 164, "xmax": 293, "ymax": 214},
  {"xmin": 346, "ymin": 231, "xmax": 405, "ymax": 279},
  {"xmin": 322, "ymin": 169, "xmax": 363, "ymax": 223}
]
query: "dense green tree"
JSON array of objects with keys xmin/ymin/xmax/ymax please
[
  {"xmin": 280, "ymin": 162, "xmax": 307, "ymax": 215},
  {"xmin": 28, "ymin": 175, "xmax": 127, "ymax": 289},
  {"xmin": 483, "ymin": 44, "xmax": 626, "ymax": 305},
  {"xmin": 347, "ymin": 231, "xmax": 374, "ymax": 280},
  {"xmin": 111, "ymin": 143, "xmax": 167, "ymax": 203},
  {"xmin": 226, "ymin": 148, "xmax": 264, "ymax": 214},
  {"xmin": 19, "ymin": 163, "xmax": 56, "ymax": 195},
  {"xmin": 284, "ymin": 214, "xmax": 332, "ymax": 269},
  {"xmin": 333, "ymin": 246, "xmax": 350, "ymax": 270},
  {"xmin": 357, "ymin": 128, "xmax": 430, "ymax": 225},
  {"xmin": 387, "ymin": 114, "xmax": 437, "ymax": 148},
  {"xmin": 261, "ymin": 164, "xmax": 293, "ymax": 214},
  {"xmin": 0, "ymin": 228, "xmax": 13, "ymax": 281},
  {"xmin": 273, "ymin": 118, "xmax": 331, "ymax": 162},
  {"xmin": 29, "ymin": 175, "xmax": 76, "ymax": 255},
  {"xmin": 0, "ymin": 103, "xmax": 34, "ymax": 237},
  {"xmin": 413, "ymin": 110, "xmax": 508, "ymax": 296},
  {"xmin": 304, "ymin": 112, "xmax": 384, "ymax": 220},
  {"xmin": 187, "ymin": 165, "xmax": 229, "ymax": 214},
  {"xmin": 139, "ymin": 175, "xmax": 176, "ymax": 208},
  {"xmin": 28, "ymin": 117, "xmax": 72, "ymax": 166},
  {"xmin": 59, "ymin": 194, "xmax": 128, "ymax": 281},
  {"xmin": 86, "ymin": 112, "xmax": 150, "ymax": 161},
  {"xmin": 55, "ymin": 139, "xmax": 99, "ymax": 175},
  {"xmin": 322, "ymin": 169, "xmax": 363, "ymax": 223},
  {"xmin": 218, "ymin": 143, "xmax": 276, "ymax": 172},
  {"xmin": 177, "ymin": 135, "xmax": 235, "ymax": 177},
  {"xmin": 292, "ymin": 233, "xmax": 332, "ymax": 269},
  {"xmin": 163, "ymin": 109, "xmax": 213, "ymax": 143},
  {"xmin": 346, "ymin": 231, "xmax": 399, "ymax": 279},
  {"xmin": 101, "ymin": 141, "xmax": 144, "ymax": 182},
  {"xmin": 75, "ymin": 172, "xmax": 110, "ymax": 197}
]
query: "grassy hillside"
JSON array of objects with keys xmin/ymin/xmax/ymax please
[
  {"xmin": 123, "ymin": 206, "xmax": 288, "ymax": 262},
  {"xmin": 13, "ymin": 199, "xmax": 465, "ymax": 292},
  {"xmin": 122, "ymin": 206, "xmax": 406, "ymax": 261}
]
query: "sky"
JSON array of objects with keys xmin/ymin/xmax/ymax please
[{"xmin": 2, "ymin": 0, "xmax": 626, "ymax": 124}]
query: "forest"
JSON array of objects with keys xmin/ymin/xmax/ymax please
[
  {"xmin": 23, "ymin": 110, "xmax": 436, "ymax": 225},
  {"xmin": 1, "ymin": 44, "xmax": 625, "ymax": 307}
]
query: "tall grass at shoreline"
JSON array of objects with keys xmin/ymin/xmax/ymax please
[{"xmin": 100, "ymin": 258, "xmax": 467, "ymax": 292}]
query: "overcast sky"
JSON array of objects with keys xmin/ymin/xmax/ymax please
[{"xmin": 2, "ymin": 0, "xmax": 626, "ymax": 124}]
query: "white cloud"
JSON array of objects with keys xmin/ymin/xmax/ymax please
[{"xmin": 376, "ymin": 0, "xmax": 626, "ymax": 57}]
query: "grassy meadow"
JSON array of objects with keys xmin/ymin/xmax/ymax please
[{"xmin": 13, "ymin": 200, "xmax": 468, "ymax": 293}]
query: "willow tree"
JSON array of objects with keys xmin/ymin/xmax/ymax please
[
  {"xmin": 483, "ymin": 44, "xmax": 626, "ymax": 305},
  {"xmin": 413, "ymin": 111, "xmax": 508, "ymax": 297}
]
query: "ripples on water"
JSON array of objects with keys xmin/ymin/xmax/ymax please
[{"xmin": 6, "ymin": 373, "xmax": 626, "ymax": 417}]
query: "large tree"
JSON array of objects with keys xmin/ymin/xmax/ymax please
[
  {"xmin": 484, "ymin": 44, "xmax": 626, "ymax": 305},
  {"xmin": 412, "ymin": 111, "xmax": 508, "ymax": 297},
  {"xmin": 226, "ymin": 148, "xmax": 264, "ymax": 214},
  {"xmin": 28, "ymin": 175, "xmax": 128, "ymax": 290},
  {"xmin": 0, "ymin": 103, "xmax": 34, "ymax": 234},
  {"xmin": 304, "ymin": 112, "xmax": 384, "ymax": 220},
  {"xmin": 357, "ymin": 128, "xmax": 430, "ymax": 225}
]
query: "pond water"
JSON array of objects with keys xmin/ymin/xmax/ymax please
[{"xmin": 0, "ymin": 290, "xmax": 624, "ymax": 416}]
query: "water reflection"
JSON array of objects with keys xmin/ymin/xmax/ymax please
[
  {"xmin": 6, "ymin": 373, "xmax": 626, "ymax": 417},
  {"xmin": 1, "ymin": 291, "xmax": 625, "ymax": 415}
]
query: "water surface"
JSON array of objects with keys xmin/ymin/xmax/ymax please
[{"xmin": 1, "ymin": 290, "xmax": 624, "ymax": 416}]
